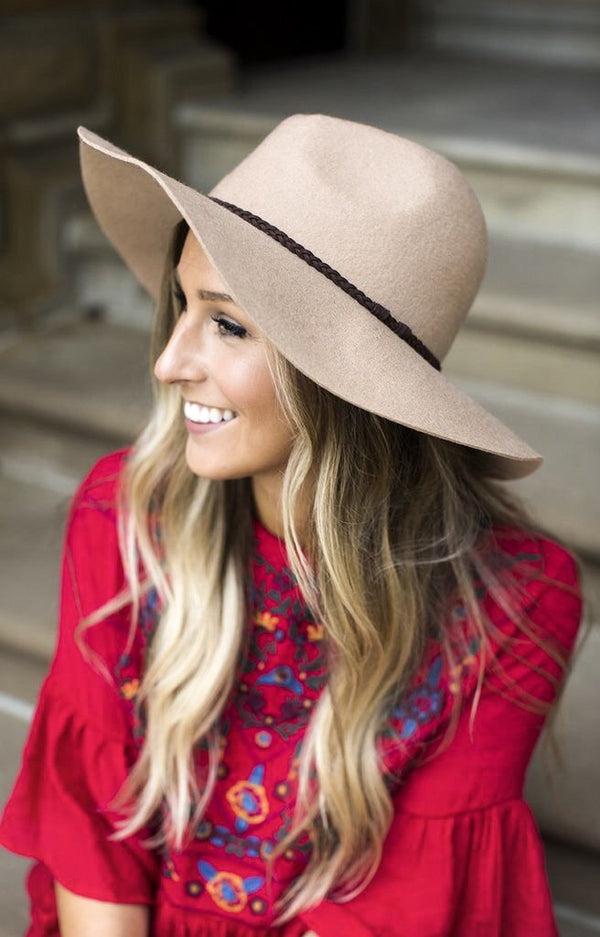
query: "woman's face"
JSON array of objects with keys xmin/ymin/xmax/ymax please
[{"xmin": 154, "ymin": 230, "xmax": 295, "ymax": 491}]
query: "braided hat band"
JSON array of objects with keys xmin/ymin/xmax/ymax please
[{"xmin": 209, "ymin": 196, "xmax": 441, "ymax": 372}]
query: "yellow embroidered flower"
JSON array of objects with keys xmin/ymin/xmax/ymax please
[
  {"xmin": 120, "ymin": 678, "xmax": 140, "ymax": 699},
  {"xmin": 253, "ymin": 611, "xmax": 280, "ymax": 631},
  {"xmin": 307, "ymin": 622, "xmax": 324, "ymax": 641}
]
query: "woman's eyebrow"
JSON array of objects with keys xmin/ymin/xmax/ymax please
[
  {"xmin": 197, "ymin": 288, "xmax": 235, "ymax": 304},
  {"xmin": 173, "ymin": 269, "xmax": 234, "ymax": 304}
]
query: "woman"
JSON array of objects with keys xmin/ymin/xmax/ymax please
[{"xmin": 0, "ymin": 114, "xmax": 583, "ymax": 936}]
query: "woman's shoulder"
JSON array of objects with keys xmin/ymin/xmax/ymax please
[
  {"xmin": 60, "ymin": 447, "xmax": 133, "ymax": 620},
  {"xmin": 71, "ymin": 446, "xmax": 132, "ymax": 515},
  {"xmin": 490, "ymin": 524, "xmax": 579, "ymax": 584},
  {"xmin": 481, "ymin": 524, "xmax": 582, "ymax": 651},
  {"xmin": 62, "ymin": 446, "xmax": 133, "ymax": 551},
  {"xmin": 40, "ymin": 447, "xmax": 140, "ymax": 730}
]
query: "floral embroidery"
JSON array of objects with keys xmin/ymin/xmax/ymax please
[
  {"xmin": 114, "ymin": 584, "xmax": 162, "ymax": 745},
  {"xmin": 111, "ymin": 516, "xmax": 538, "ymax": 921},
  {"xmin": 389, "ymin": 655, "xmax": 446, "ymax": 740},
  {"xmin": 271, "ymin": 810, "xmax": 314, "ymax": 863},
  {"xmin": 197, "ymin": 860, "xmax": 264, "ymax": 913},
  {"xmin": 226, "ymin": 765, "xmax": 270, "ymax": 832},
  {"xmin": 196, "ymin": 820, "xmax": 275, "ymax": 861},
  {"xmin": 232, "ymin": 553, "xmax": 326, "ymax": 744}
]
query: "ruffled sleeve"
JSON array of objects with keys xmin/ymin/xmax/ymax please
[
  {"xmin": 298, "ymin": 535, "xmax": 583, "ymax": 937},
  {"xmin": 0, "ymin": 448, "xmax": 160, "ymax": 934}
]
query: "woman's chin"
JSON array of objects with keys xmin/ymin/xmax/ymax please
[{"xmin": 184, "ymin": 437, "xmax": 245, "ymax": 481}]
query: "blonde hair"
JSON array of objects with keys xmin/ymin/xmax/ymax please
[{"xmin": 80, "ymin": 219, "xmax": 580, "ymax": 922}]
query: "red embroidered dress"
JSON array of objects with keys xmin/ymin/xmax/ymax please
[{"xmin": 0, "ymin": 449, "xmax": 583, "ymax": 937}]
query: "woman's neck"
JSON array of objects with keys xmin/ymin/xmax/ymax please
[{"xmin": 251, "ymin": 474, "xmax": 309, "ymax": 545}]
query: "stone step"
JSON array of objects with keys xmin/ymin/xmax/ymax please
[
  {"xmin": 476, "ymin": 243, "xmax": 599, "ymax": 333},
  {"xmin": 61, "ymin": 213, "xmax": 155, "ymax": 331},
  {"xmin": 0, "ymin": 317, "xmax": 151, "ymax": 442},
  {"xmin": 419, "ymin": 0, "xmax": 600, "ymax": 69},
  {"xmin": 446, "ymin": 321, "xmax": 600, "ymax": 407},
  {"xmin": 452, "ymin": 377, "xmax": 600, "ymax": 559},
  {"xmin": 1, "ymin": 1, "xmax": 209, "ymax": 130},
  {"xmin": 472, "ymin": 293, "xmax": 600, "ymax": 350},
  {"xmin": 175, "ymin": 49, "xmax": 600, "ymax": 155},
  {"xmin": 0, "ymin": 412, "xmax": 119, "ymax": 499}
]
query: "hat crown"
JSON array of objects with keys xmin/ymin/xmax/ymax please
[{"xmin": 209, "ymin": 114, "xmax": 487, "ymax": 360}]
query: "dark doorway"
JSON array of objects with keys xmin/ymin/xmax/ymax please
[{"xmin": 195, "ymin": 0, "xmax": 349, "ymax": 64}]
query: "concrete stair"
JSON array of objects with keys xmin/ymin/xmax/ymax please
[{"xmin": 418, "ymin": 0, "xmax": 600, "ymax": 69}]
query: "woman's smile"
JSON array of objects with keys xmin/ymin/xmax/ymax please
[
  {"xmin": 183, "ymin": 400, "xmax": 238, "ymax": 424},
  {"xmin": 183, "ymin": 399, "xmax": 239, "ymax": 434}
]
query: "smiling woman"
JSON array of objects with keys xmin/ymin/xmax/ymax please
[{"xmin": 0, "ymin": 115, "xmax": 583, "ymax": 937}]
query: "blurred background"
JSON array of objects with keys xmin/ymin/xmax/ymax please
[{"xmin": 0, "ymin": 0, "xmax": 599, "ymax": 933}]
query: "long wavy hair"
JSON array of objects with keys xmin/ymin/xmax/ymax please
[{"xmin": 80, "ymin": 219, "xmax": 580, "ymax": 922}]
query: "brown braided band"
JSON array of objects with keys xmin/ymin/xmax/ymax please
[{"xmin": 209, "ymin": 196, "xmax": 441, "ymax": 371}]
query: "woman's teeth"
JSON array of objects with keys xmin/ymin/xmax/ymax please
[{"xmin": 184, "ymin": 401, "xmax": 237, "ymax": 424}]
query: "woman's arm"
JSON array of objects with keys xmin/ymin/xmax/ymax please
[{"xmin": 55, "ymin": 882, "xmax": 150, "ymax": 937}]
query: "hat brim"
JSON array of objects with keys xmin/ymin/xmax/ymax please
[{"xmin": 78, "ymin": 126, "xmax": 542, "ymax": 480}]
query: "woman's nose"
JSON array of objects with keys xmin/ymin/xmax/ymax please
[{"xmin": 154, "ymin": 321, "xmax": 207, "ymax": 385}]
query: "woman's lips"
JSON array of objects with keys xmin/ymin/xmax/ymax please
[{"xmin": 185, "ymin": 416, "xmax": 238, "ymax": 435}]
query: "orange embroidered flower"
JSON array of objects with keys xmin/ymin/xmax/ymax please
[
  {"xmin": 253, "ymin": 611, "xmax": 280, "ymax": 631},
  {"xmin": 120, "ymin": 679, "xmax": 140, "ymax": 699}
]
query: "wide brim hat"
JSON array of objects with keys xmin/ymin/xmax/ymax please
[{"xmin": 77, "ymin": 114, "xmax": 542, "ymax": 479}]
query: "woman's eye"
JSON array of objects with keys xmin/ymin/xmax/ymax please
[
  {"xmin": 211, "ymin": 315, "xmax": 247, "ymax": 339},
  {"xmin": 170, "ymin": 286, "xmax": 246, "ymax": 338}
]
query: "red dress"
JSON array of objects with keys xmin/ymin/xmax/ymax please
[{"xmin": 0, "ymin": 448, "xmax": 582, "ymax": 937}]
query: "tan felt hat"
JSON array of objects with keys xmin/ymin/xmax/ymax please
[{"xmin": 78, "ymin": 113, "xmax": 542, "ymax": 479}]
